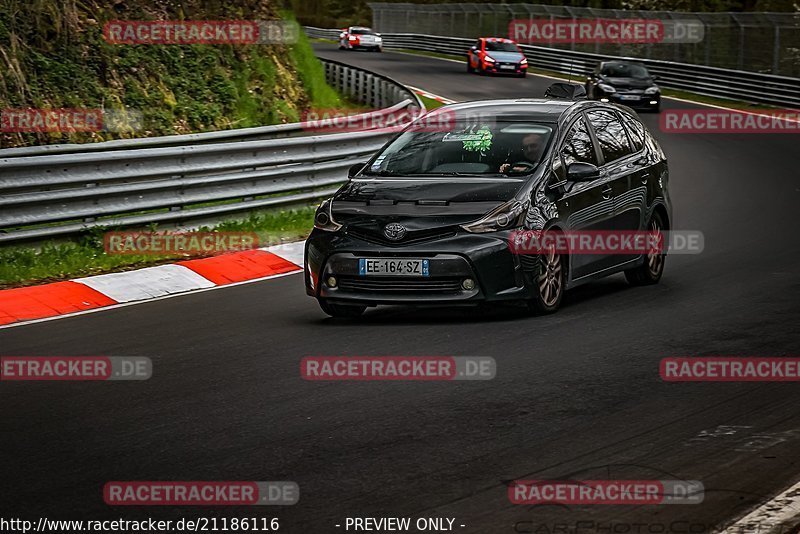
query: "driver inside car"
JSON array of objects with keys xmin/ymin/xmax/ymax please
[{"xmin": 499, "ymin": 132, "xmax": 547, "ymax": 174}]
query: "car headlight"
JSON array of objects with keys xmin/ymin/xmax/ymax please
[
  {"xmin": 375, "ymin": 36, "xmax": 382, "ymax": 42},
  {"xmin": 314, "ymin": 199, "xmax": 342, "ymax": 232},
  {"xmin": 484, "ymin": 56, "xmax": 496, "ymax": 63},
  {"xmin": 645, "ymin": 86, "xmax": 660, "ymax": 95},
  {"xmin": 460, "ymin": 199, "xmax": 527, "ymax": 233},
  {"xmin": 598, "ymin": 83, "xmax": 616, "ymax": 93},
  {"xmin": 520, "ymin": 58, "xmax": 528, "ymax": 65}
]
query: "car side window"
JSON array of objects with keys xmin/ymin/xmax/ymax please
[
  {"xmin": 619, "ymin": 111, "xmax": 645, "ymax": 152},
  {"xmin": 587, "ymin": 109, "xmax": 633, "ymax": 164},
  {"xmin": 560, "ymin": 117, "xmax": 598, "ymax": 168}
]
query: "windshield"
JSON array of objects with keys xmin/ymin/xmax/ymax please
[
  {"xmin": 363, "ymin": 120, "xmax": 553, "ymax": 177},
  {"xmin": 351, "ymin": 28, "xmax": 375, "ymax": 35},
  {"xmin": 601, "ymin": 63, "xmax": 650, "ymax": 79},
  {"xmin": 485, "ymin": 41, "xmax": 520, "ymax": 53}
]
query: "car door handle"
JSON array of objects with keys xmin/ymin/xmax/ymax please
[{"xmin": 601, "ymin": 186, "xmax": 612, "ymax": 200}]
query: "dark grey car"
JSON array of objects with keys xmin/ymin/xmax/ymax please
[
  {"xmin": 585, "ymin": 60, "xmax": 662, "ymax": 112},
  {"xmin": 305, "ymin": 95, "xmax": 672, "ymax": 318}
]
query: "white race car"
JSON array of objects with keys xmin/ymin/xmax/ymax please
[{"xmin": 338, "ymin": 26, "xmax": 383, "ymax": 52}]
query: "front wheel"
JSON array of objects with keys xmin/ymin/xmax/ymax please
[
  {"xmin": 526, "ymin": 244, "xmax": 565, "ymax": 315},
  {"xmin": 466, "ymin": 59, "xmax": 474, "ymax": 73},
  {"xmin": 625, "ymin": 212, "xmax": 666, "ymax": 285},
  {"xmin": 319, "ymin": 299, "xmax": 367, "ymax": 318}
]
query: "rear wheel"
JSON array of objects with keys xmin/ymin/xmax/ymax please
[
  {"xmin": 625, "ymin": 212, "xmax": 666, "ymax": 285},
  {"xmin": 318, "ymin": 299, "xmax": 367, "ymax": 318},
  {"xmin": 466, "ymin": 59, "xmax": 474, "ymax": 73},
  {"xmin": 526, "ymin": 243, "xmax": 565, "ymax": 315}
]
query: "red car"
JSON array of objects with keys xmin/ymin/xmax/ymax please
[{"xmin": 467, "ymin": 37, "xmax": 528, "ymax": 77}]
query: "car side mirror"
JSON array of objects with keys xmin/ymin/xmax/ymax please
[
  {"xmin": 567, "ymin": 162, "xmax": 600, "ymax": 182},
  {"xmin": 470, "ymin": 46, "xmax": 477, "ymax": 51},
  {"xmin": 348, "ymin": 162, "xmax": 367, "ymax": 178}
]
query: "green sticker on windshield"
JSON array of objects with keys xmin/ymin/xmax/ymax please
[{"xmin": 462, "ymin": 127, "xmax": 492, "ymax": 154}]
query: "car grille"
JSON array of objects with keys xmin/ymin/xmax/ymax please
[
  {"xmin": 337, "ymin": 276, "xmax": 463, "ymax": 292},
  {"xmin": 346, "ymin": 228, "xmax": 457, "ymax": 247}
]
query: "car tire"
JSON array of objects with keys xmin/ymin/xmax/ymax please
[
  {"xmin": 517, "ymin": 72, "xmax": 527, "ymax": 78},
  {"xmin": 625, "ymin": 212, "xmax": 666, "ymax": 286},
  {"xmin": 319, "ymin": 299, "xmax": 367, "ymax": 318},
  {"xmin": 467, "ymin": 60, "xmax": 474, "ymax": 73},
  {"xmin": 526, "ymin": 242, "xmax": 565, "ymax": 315}
]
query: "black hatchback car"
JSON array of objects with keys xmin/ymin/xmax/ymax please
[
  {"xmin": 585, "ymin": 60, "xmax": 661, "ymax": 112},
  {"xmin": 305, "ymin": 93, "xmax": 671, "ymax": 318}
]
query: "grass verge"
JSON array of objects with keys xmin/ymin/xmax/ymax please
[
  {"xmin": 416, "ymin": 93, "xmax": 446, "ymax": 110},
  {"xmin": 0, "ymin": 207, "xmax": 316, "ymax": 289}
]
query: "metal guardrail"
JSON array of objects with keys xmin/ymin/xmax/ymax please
[
  {"xmin": 305, "ymin": 27, "xmax": 800, "ymax": 109},
  {"xmin": 0, "ymin": 60, "xmax": 424, "ymax": 244},
  {"xmin": 368, "ymin": 2, "xmax": 800, "ymax": 78}
]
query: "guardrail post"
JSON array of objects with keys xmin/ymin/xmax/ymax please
[{"xmin": 365, "ymin": 74, "xmax": 374, "ymax": 108}]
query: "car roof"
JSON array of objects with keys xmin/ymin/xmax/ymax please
[
  {"xmin": 480, "ymin": 37, "xmax": 516, "ymax": 43},
  {"xmin": 428, "ymin": 99, "xmax": 637, "ymax": 125},
  {"xmin": 601, "ymin": 59, "xmax": 646, "ymax": 66},
  {"xmin": 435, "ymin": 99, "xmax": 581, "ymax": 123}
]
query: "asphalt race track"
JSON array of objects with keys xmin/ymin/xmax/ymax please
[{"xmin": 1, "ymin": 43, "xmax": 799, "ymax": 532}]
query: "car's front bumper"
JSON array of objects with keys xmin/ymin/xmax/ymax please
[
  {"xmin": 305, "ymin": 229, "xmax": 534, "ymax": 305},
  {"xmin": 601, "ymin": 92, "xmax": 661, "ymax": 109},
  {"xmin": 483, "ymin": 62, "xmax": 527, "ymax": 75}
]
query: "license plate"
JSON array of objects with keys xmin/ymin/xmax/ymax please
[
  {"xmin": 619, "ymin": 95, "xmax": 640, "ymax": 101},
  {"xmin": 359, "ymin": 258, "xmax": 429, "ymax": 277},
  {"xmin": 500, "ymin": 65, "xmax": 515, "ymax": 70}
]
